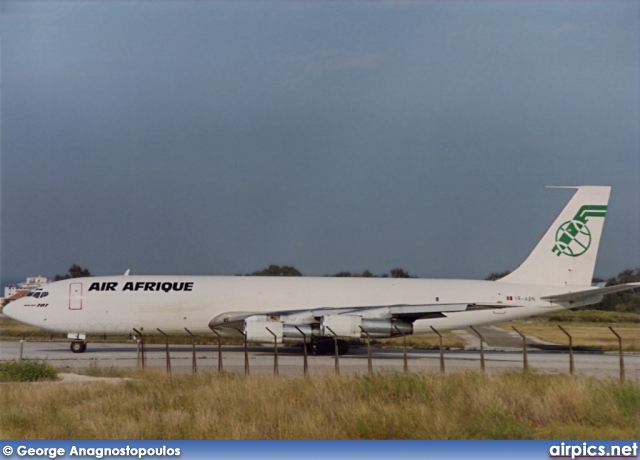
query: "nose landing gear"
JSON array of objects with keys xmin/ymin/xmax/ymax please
[{"xmin": 70, "ymin": 340, "xmax": 87, "ymax": 353}]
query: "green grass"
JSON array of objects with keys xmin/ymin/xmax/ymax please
[
  {"xmin": 0, "ymin": 360, "xmax": 58, "ymax": 382},
  {"xmin": 1, "ymin": 371, "xmax": 638, "ymax": 439},
  {"xmin": 542, "ymin": 310, "xmax": 640, "ymax": 323}
]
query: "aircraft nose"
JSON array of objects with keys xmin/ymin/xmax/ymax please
[
  {"xmin": 2, "ymin": 301, "xmax": 17, "ymax": 319},
  {"xmin": 3, "ymin": 297, "xmax": 32, "ymax": 323}
]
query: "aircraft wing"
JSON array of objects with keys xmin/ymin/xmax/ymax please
[
  {"xmin": 208, "ymin": 301, "xmax": 517, "ymax": 339},
  {"xmin": 210, "ymin": 303, "xmax": 457, "ymax": 328},
  {"xmin": 541, "ymin": 282, "xmax": 640, "ymax": 303}
]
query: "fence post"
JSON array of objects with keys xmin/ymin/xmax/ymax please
[
  {"xmin": 211, "ymin": 329, "xmax": 223, "ymax": 373},
  {"xmin": 133, "ymin": 328, "xmax": 146, "ymax": 369},
  {"xmin": 359, "ymin": 326, "xmax": 373, "ymax": 374},
  {"xmin": 294, "ymin": 326, "xmax": 309, "ymax": 378},
  {"xmin": 184, "ymin": 328, "xmax": 197, "ymax": 375},
  {"xmin": 557, "ymin": 325, "xmax": 574, "ymax": 375},
  {"xmin": 469, "ymin": 326, "xmax": 485, "ymax": 373},
  {"xmin": 242, "ymin": 332, "xmax": 250, "ymax": 376},
  {"xmin": 609, "ymin": 326, "xmax": 625, "ymax": 382},
  {"xmin": 266, "ymin": 327, "xmax": 279, "ymax": 377},
  {"xmin": 512, "ymin": 327, "xmax": 528, "ymax": 373},
  {"xmin": 157, "ymin": 328, "xmax": 171, "ymax": 376},
  {"xmin": 430, "ymin": 326, "xmax": 445, "ymax": 374},
  {"xmin": 19, "ymin": 337, "xmax": 24, "ymax": 361},
  {"xmin": 325, "ymin": 326, "xmax": 340, "ymax": 375},
  {"xmin": 393, "ymin": 325, "xmax": 408, "ymax": 373}
]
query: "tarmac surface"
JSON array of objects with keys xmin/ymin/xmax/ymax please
[{"xmin": 1, "ymin": 338, "xmax": 637, "ymax": 381}]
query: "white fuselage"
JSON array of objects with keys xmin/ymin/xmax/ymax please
[{"xmin": 3, "ymin": 275, "xmax": 595, "ymax": 338}]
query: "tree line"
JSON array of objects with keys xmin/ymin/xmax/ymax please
[
  {"xmin": 248, "ymin": 265, "xmax": 639, "ymax": 312},
  {"xmin": 246, "ymin": 264, "xmax": 415, "ymax": 278},
  {"xmin": 53, "ymin": 264, "xmax": 416, "ymax": 279},
  {"xmin": 485, "ymin": 268, "xmax": 640, "ymax": 313}
]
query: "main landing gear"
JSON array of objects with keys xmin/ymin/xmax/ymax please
[
  {"xmin": 70, "ymin": 340, "xmax": 87, "ymax": 353},
  {"xmin": 309, "ymin": 339, "xmax": 349, "ymax": 355}
]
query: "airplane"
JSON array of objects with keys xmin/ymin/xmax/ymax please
[{"xmin": 4, "ymin": 185, "xmax": 639, "ymax": 354}]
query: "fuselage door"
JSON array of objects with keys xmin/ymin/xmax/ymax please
[{"xmin": 69, "ymin": 283, "xmax": 83, "ymax": 310}]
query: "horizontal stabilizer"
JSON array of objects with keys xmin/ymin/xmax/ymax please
[{"xmin": 541, "ymin": 282, "xmax": 640, "ymax": 303}]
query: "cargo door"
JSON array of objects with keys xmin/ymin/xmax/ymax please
[{"xmin": 69, "ymin": 283, "xmax": 83, "ymax": 310}]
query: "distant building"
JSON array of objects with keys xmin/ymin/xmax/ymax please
[{"xmin": 4, "ymin": 276, "xmax": 49, "ymax": 300}]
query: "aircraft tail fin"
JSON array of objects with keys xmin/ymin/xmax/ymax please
[{"xmin": 498, "ymin": 186, "xmax": 611, "ymax": 286}]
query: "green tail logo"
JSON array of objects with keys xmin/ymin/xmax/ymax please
[{"xmin": 552, "ymin": 205, "xmax": 607, "ymax": 257}]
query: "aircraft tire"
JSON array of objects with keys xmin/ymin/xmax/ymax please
[
  {"xmin": 311, "ymin": 340, "xmax": 331, "ymax": 355},
  {"xmin": 311, "ymin": 339, "xmax": 350, "ymax": 355},
  {"xmin": 337, "ymin": 339, "xmax": 349, "ymax": 355},
  {"xmin": 70, "ymin": 341, "xmax": 87, "ymax": 353}
]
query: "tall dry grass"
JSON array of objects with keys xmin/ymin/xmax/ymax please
[{"xmin": 1, "ymin": 371, "xmax": 638, "ymax": 439}]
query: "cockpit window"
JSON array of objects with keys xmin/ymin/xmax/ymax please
[
  {"xmin": 41, "ymin": 292, "xmax": 49, "ymax": 298},
  {"xmin": 27, "ymin": 292, "xmax": 35, "ymax": 297}
]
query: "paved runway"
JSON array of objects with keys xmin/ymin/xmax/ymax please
[{"xmin": 1, "ymin": 339, "xmax": 637, "ymax": 380}]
